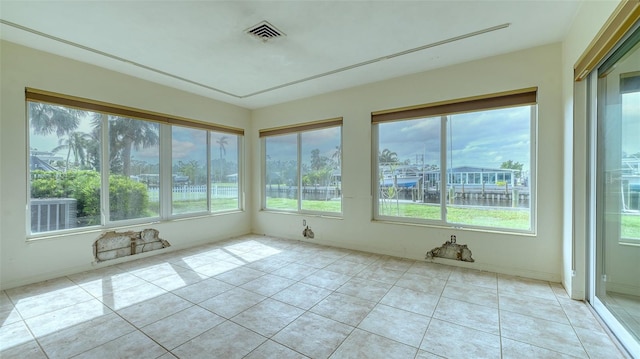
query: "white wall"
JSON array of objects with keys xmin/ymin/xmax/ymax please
[
  {"xmin": 561, "ymin": 0, "xmax": 620, "ymax": 299},
  {"xmin": 0, "ymin": 41, "xmax": 252, "ymax": 290},
  {"xmin": 1, "ymin": 1, "xmax": 625, "ymax": 291},
  {"xmin": 251, "ymin": 43, "xmax": 565, "ymax": 282}
]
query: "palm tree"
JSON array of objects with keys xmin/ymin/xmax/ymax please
[
  {"xmin": 378, "ymin": 148, "xmax": 400, "ymax": 213},
  {"xmin": 84, "ymin": 126, "xmax": 102, "ymax": 170},
  {"xmin": 28, "ymin": 102, "xmax": 81, "ymax": 137},
  {"xmin": 310, "ymin": 149, "xmax": 328, "ymax": 171},
  {"xmin": 52, "ymin": 131, "xmax": 92, "ymax": 171},
  {"xmin": 177, "ymin": 160, "xmax": 200, "ymax": 184},
  {"xmin": 108, "ymin": 117, "xmax": 159, "ymax": 177},
  {"xmin": 378, "ymin": 148, "xmax": 398, "ymax": 165},
  {"xmin": 215, "ymin": 136, "xmax": 228, "ymax": 182},
  {"xmin": 331, "ymin": 145, "xmax": 341, "ymax": 168},
  {"xmin": 216, "ymin": 136, "xmax": 228, "ymax": 160}
]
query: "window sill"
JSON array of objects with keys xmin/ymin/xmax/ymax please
[
  {"xmin": 26, "ymin": 210, "xmax": 245, "ymax": 242},
  {"xmin": 259, "ymin": 209, "xmax": 343, "ymax": 220},
  {"xmin": 618, "ymin": 238, "xmax": 640, "ymax": 247},
  {"xmin": 371, "ymin": 217, "xmax": 536, "ymax": 237}
]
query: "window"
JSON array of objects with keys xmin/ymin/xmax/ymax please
[
  {"xmin": 27, "ymin": 89, "xmax": 243, "ymax": 235},
  {"xmin": 211, "ymin": 131, "xmax": 241, "ymax": 212},
  {"xmin": 595, "ymin": 31, "xmax": 640, "ymax": 245},
  {"xmin": 172, "ymin": 126, "xmax": 207, "ymax": 215},
  {"xmin": 264, "ymin": 133, "xmax": 298, "ymax": 211},
  {"xmin": 108, "ymin": 116, "xmax": 160, "ymax": 221},
  {"xmin": 372, "ymin": 88, "xmax": 536, "ymax": 232},
  {"xmin": 589, "ymin": 20, "xmax": 640, "ymax": 354},
  {"xmin": 29, "ymin": 104, "xmax": 103, "ymax": 232},
  {"xmin": 261, "ymin": 119, "xmax": 342, "ymax": 214},
  {"xmin": 620, "ymin": 84, "xmax": 640, "ymax": 243}
]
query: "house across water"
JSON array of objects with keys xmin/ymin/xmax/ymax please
[{"xmin": 380, "ymin": 165, "xmax": 520, "ymax": 189}]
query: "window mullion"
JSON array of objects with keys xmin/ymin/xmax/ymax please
[
  {"xmin": 372, "ymin": 124, "xmax": 380, "ymax": 218},
  {"xmin": 440, "ymin": 115, "xmax": 448, "ymax": 224},
  {"xmin": 236, "ymin": 135, "xmax": 244, "ymax": 212},
  {"xmin": 101, "ymin": 113, "xmax": 110, "ymax": 225},
  {"xmin": 297, "ymin": 133, "xmax": 302, "ymax": 212},
  {"xmin": 160, "ymin": 124, "xmax": 172, "ymax": 219},
  {"xmin": 261, "ymin": 138, "xmax": 266, "ymax": 210},
  {"xmin": 530, "ymin": 105, "xmax": 538, "ymax": 232},
  {"xmin": 207, "ymin": 132, "xmax": 211, "ymax": 212}
]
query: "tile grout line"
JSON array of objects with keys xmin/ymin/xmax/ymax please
[
  {"xmin": 497, "ymin": 274, "xmax": 503, "ymax": 359},
  {"xmin": 2, "ymin": 236, "xmax": 631, "ymax": 358}
]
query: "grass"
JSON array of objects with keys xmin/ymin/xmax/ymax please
[
  {"xmin": 379, "ymin": 201, "xmax": 531, "ymax": 230},
  {"xmin": 157, "ymin": 195, "xmax": 640, "ymax": 238},
  {"xmin": 622, "ymin": 214, "xmax": 640, "ymax": 239},
  {"xmin": 266, "ymin": 197, "xmax": 530, "ymax": 229},
  {"xmin": 147, "ymin": 198, "xmax": 240, "ymax": 215},
  {"xmin": 266, "ymin": 198, "xmax": 342, "ymax": 213}
]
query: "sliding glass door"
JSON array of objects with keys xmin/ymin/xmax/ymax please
[{"xmin": 590, "ymin": 23, "xmax": 640, "ymax": 354}]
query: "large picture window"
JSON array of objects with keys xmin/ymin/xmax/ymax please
[
  {"xmin": 261, "ymin": 119, "xmax": 342, "ymax": 214},
  {"xmin": 372, "ymin": 89, "xmax": 536, "ymax": 232},
  {"xmin": 27, "ymin": 89, "xmax": 243, "ymax": 235}
]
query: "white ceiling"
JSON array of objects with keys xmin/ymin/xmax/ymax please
[{"xmin": 0, "ymin": 1, "xmax": 582, "ymax": 109}]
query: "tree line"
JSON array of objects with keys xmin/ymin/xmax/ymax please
[
  {"xmin": 266, "ymin": 146, "xmax": 341, "ymax": 187},
  {"xmin": 378, "ymin": 148, "xmax": 525, "ymax": 179},
  {"xmin": 29, "ymin": 103, "xmax": 234, "ymax": 183}
]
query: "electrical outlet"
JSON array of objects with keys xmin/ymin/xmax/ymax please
[{"xmin": 303, "ymin": 219, "xmax": 306, "ymax": 226}]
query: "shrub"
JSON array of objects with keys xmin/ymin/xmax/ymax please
[
  {"xmin": 109, "ymin": 175, "xmax": 149, "ymax": 220},
  {"xmin": 30, "ymin": 170, "xmax": 148, "ymax": 224}
]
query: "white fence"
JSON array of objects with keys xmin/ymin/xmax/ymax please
[
  {"xmin": 148, "ymin": 185, "xmax": 239, "ymax": 202},
  {"xmin": 31, "ymin": 198, "xmax": 77, "ymax": 233}
]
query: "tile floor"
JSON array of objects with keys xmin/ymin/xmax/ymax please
[{"xmin": 0, "ymin": 235, "xmax": 631, "ymax": 359}]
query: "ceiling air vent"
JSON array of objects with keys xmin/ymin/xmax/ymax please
[{"xmin": 246, "ymin": 21, "xmax": 285, "ymax": 42}]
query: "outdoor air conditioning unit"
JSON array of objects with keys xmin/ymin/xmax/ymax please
[{"xmin": 30, "ymin": 198, "xmax": 77, "ymax": 233}]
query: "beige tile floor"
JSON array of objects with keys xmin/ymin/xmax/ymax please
[{"xmin": 0, "ymin": 235, "xmax": 631, "ymax": 359}]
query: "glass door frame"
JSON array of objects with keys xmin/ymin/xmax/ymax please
[{"xmin": 586, "ymin": 22, "xmax": 640, "ymax": 356}]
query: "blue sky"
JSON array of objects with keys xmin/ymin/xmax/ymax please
[
  {"xmin": 30, "ymin": 112, "xmax": 240, "ymax": 167},
  {"xmin": 379, "ymin": 106, "xmax": 532, "ymax": 171},
  {"xmin": 134, "ymin": 128, "xmax": 239, "ymax": 166},
  {"xmin": 265, "ymin": 126, "xmax": 341, "ymax": 164},
  {"xmin": 29, "ymin": 97, "xmax": 639, "ymax": 171}
]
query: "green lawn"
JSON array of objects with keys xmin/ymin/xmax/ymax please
[
  {"xmin": 380, "ymin": 201, "xmax": 531, "ymax": 230},
  {"xmin": 160, "ymin": 195, "xmax": 640, "ymax": 238},
  {"xmin": 269, "ymin": 198, "xmax": 640, "ymax": 237},
  {"xmin": 622, "ymin": 214, "xmax": 640, "ymax": 239},
  {"xmin": 266, "ymin": 197, "xmax": 530, "ymax": 229},
  {"xmin": 266, "ymin": 197, "xmax": 342, "ymax": 213},
  {"xmin": 148, "ymin": 198, "xmax": 240, "ymax": 215}
]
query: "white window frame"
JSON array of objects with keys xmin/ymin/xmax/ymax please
[
  {"xmin": 372, "ymin": 89, "xmax": 537, "ymax": 234},
  {"xmin": 260, "ymin": 118, "xmax": 343, "ymax": 216},
  {"xmin": 26, "ymin": 89, "xmax": 244, "ymax": 238}
]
